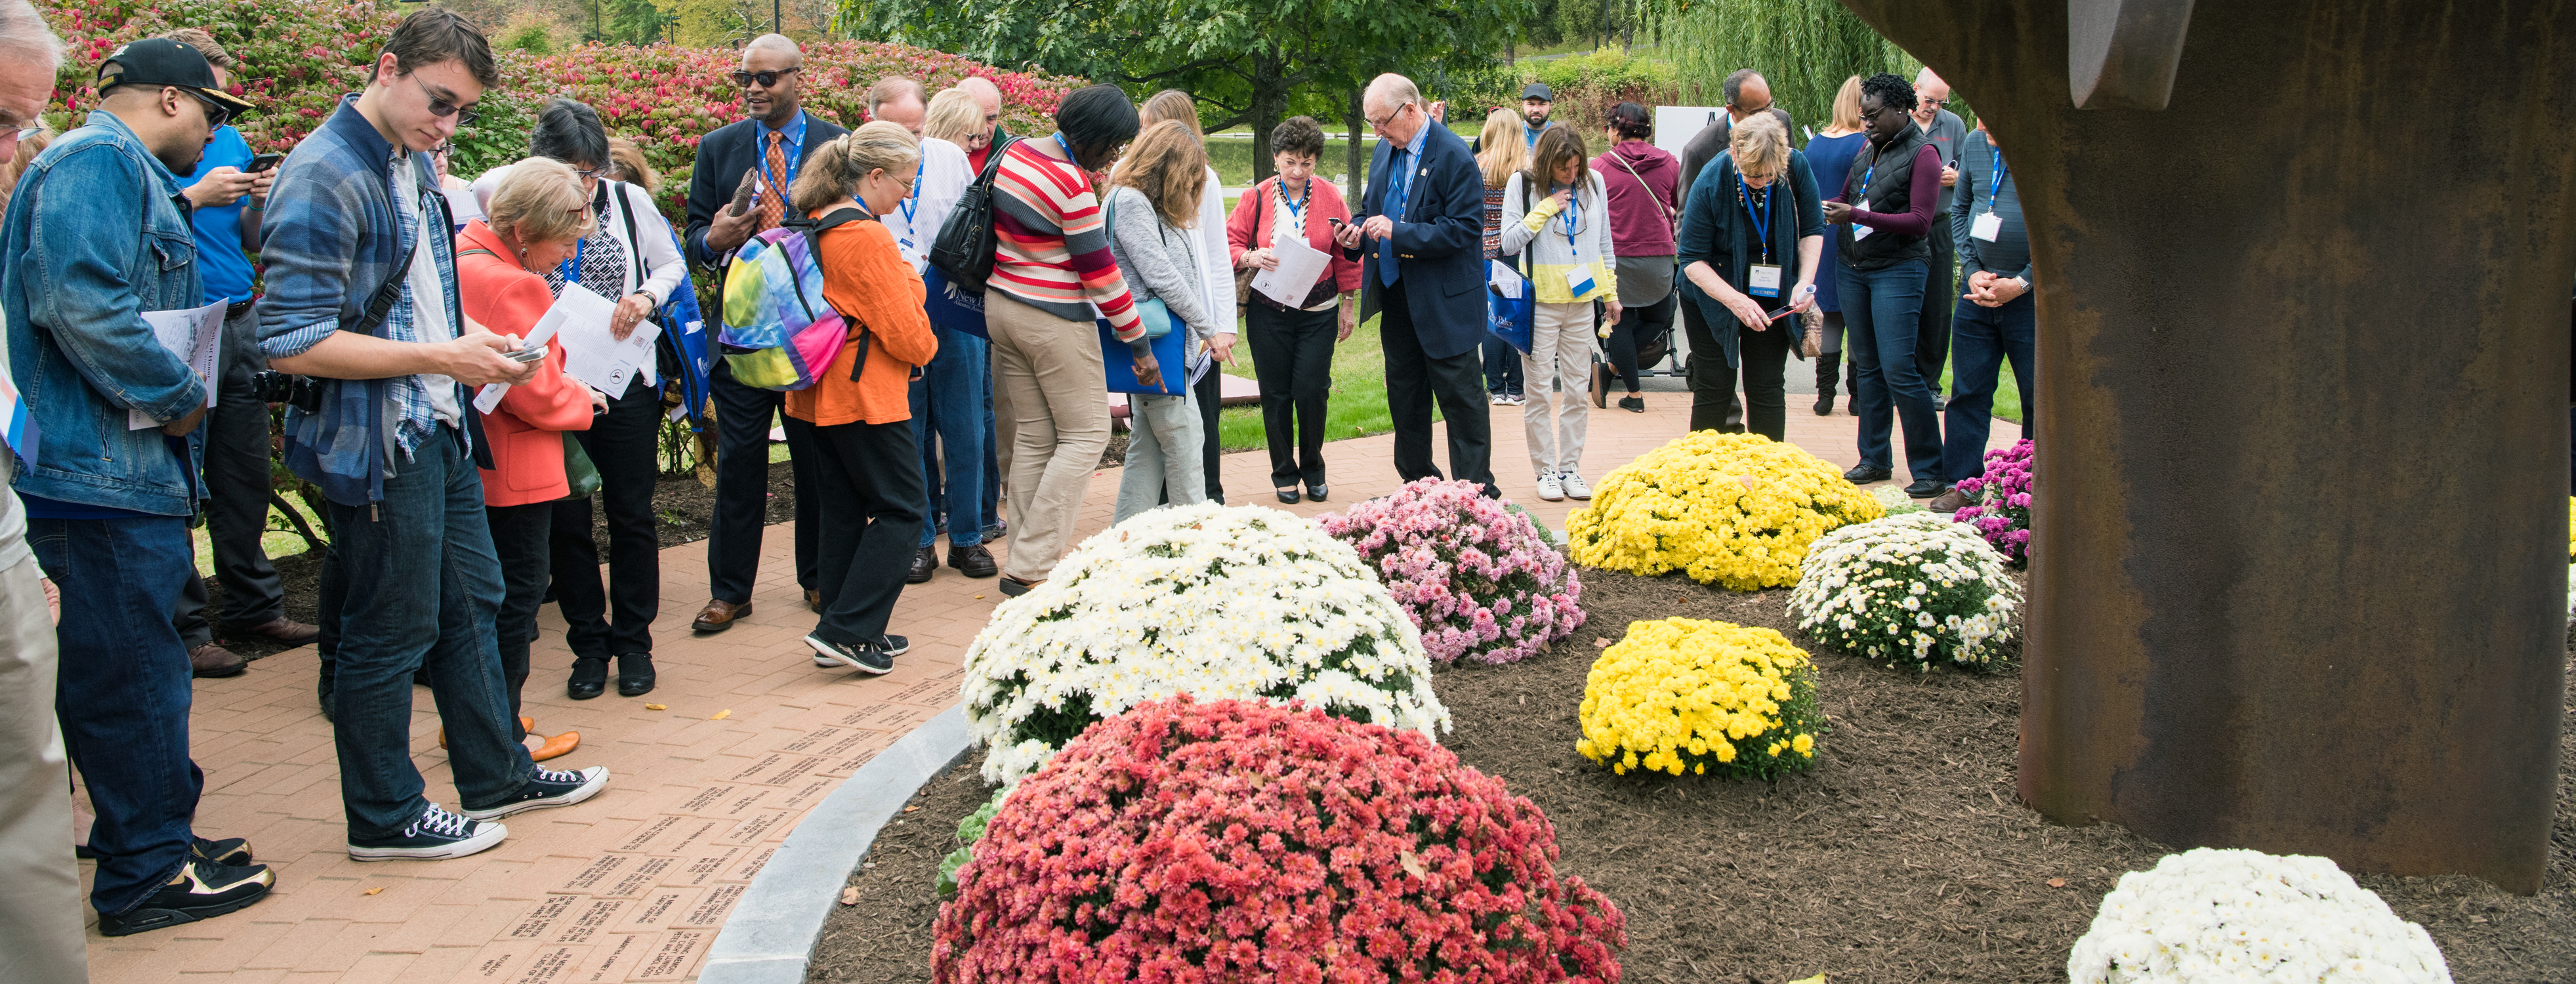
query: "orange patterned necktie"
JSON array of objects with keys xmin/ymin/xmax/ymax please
[{"xmin": 757, "ymin": 130, "xmax": 787, "ymax": 232}]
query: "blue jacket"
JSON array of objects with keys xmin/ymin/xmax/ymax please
[
  {"xmin": 1, "ymin": 111, "xmax": 209, "ymax": 515},
  {"xmin": 1345, "ymin": 121, "xmax": 1489, "ymax": 359},
  {"xmin": 257, "ymin": 96, "xmax": 472, "ymax": 506},
  {"xmin": 1676, "ymin": 149, "xmax": 1825, "ymax": 369}
]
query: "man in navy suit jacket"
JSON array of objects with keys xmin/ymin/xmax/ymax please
[
  {"xmin": 1336, "ymin": 73, "xmax": 1497, "ymax": 495},
  {"xmin": 678, "ymin": 33, "xmax": 850, "ymax": 634}
]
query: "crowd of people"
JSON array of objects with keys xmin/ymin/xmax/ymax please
[{"xmin": 0, "ymin": 0, "xmax": 2036, "ymax": 972}]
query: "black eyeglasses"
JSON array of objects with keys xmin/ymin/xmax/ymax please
[
  {"xmin": 433, "ymin": 142, "xmax": 455, "ymax": 157},
  {"xmin": 730, "ymin": 68, "xmax": 800, "ymax": 89},
  {"xmin": 177, "ymin": 88, "xmax": 232, "ymax": 130},
  {"xmin": 412, "ymin": 76, "xmax": 479, "ymax": 125}
]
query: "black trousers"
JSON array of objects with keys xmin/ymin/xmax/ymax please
[
  {"xmin": 1249, "ymin": 303, "xmax": 1336, "ymax": 488},
  {"xmin": 808, "ymin": 417, "xmax": 924, "ymax": 644},
  {"xmin": 176, "ymin": 305, "xmax": 284, "ymax": 647},
  {"xmin": 487, "ymin": 502, "xmax": 549, "ymax": 742},
  {"xmin": 551, "ymin": 375, "xmax": 661, "ymax": 659},
  {"xmin": 1602, "ymin": 291, "xmax": 1674, "ymax": 394},
  {"xmin": 1917, "ymin": 246, "xmax": 1955, "ymax": 391},
  {"xmin": 1379, "ymin": 283, "xmax": 1496, "ymax": 495},
  {"xmin": 1699, "ymin": 318, "xmax": 1798, "ymax": 442},
  {"xmin": 707, "ymin": 359, "xmax": 819, "ymax": 606},
  {"xmin": 1194, "ymin": 358, "xmax": 1224, "ymax": 502},
  {"xmin": 1678, "ymin": 293, "xmax": 1745, "ymax": 433}
]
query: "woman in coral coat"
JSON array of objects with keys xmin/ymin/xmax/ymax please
[{"xmin": 457, "ymin": 159, "xmax": 606, "ymax": 762}]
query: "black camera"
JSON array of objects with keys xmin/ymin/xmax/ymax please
[{"xmin": 247, "ymin": 371, "xmax": 324, "ymax": 413}]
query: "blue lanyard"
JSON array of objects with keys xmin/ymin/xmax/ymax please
[
  {"xmin": 1859, "ymin": 163, "xmax": 1875, "ymax": 205},
  {"xmin": 897, "ymin": 157, "xmax": 924, "ymax": 232},
  {"xmin": 1052, "ymin": 132, "xmax": 1077, "ymax": 167},
  {"xmin": 1738, "ymin": 174, "xmax": 1773, "ymax": 263},
  {"xmin": 762, "ymin": 114, "xmax": 807, "ymax": 192},
  {"xmin": 1281, "ymin": 177, "xmax": 1309, "ymax": 226},
  {"xmin": 1987, "ymin": 152, "xmax": 2007, "ymax": 213},
  {"xmin": 1559, "ymin": 186, "xmax": 1580, "ymax": 257}
]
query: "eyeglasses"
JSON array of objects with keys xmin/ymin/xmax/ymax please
[
  {"xmin": 1364, "ymin": 102, "xmax": 1409, "ymax": 131},
  {"xmin": 729, "ymin": 68, "xmax": 800, "ymax": 89},
  {"xmin": 432, "ymin": 142, "xmax": 455, "ymax": 157},
  {"xmin": 413, "ymin": 76, "xmax": 479, "ymax": 125},
  {"xmin": 1917, "ymin": 96, "xmax": 1946, "ymax": 109},
  {"xmin": 177, "ymin": 87, "xmax": 232, "ymax": 130},
  {"xmin": 573, "ymin": 163, "xmax": 612, "ymax": 180}
]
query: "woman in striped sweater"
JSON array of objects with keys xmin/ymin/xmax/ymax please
[{"xmin": 986, "ymin": 84, "xmax": 1148, "ymax": 596}]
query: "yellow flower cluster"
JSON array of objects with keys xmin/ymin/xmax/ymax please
[
  {"xmin": 1566, "ymin": 432, "xmax": 1883, "ymax": 590},
  {"xmin": 1575, "ymin": 617, "xmax": 1824, "ymax": 779}
]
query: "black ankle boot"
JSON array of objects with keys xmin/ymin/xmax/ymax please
[
  {"xmin": 568, "ymin": 657, "xmax": 608, "ymax": 700},
  {"xmin": 1843, "ymin": 359, "xmax": 1862, "ymax": 414},
  {"xmin": 1812, "ymin": 351, "xmax": 1839, "ymax": 415}
]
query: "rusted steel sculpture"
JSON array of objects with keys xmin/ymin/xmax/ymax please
[{"xmin": 1834, "ymin": 0, "xmax": 2571, "ymax": 892}]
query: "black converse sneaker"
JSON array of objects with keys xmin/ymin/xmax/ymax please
[
  {"xmin": 461, "ymin": 766, "xmax": 611, "ymax": 821},
  {"xmin": 348, "ymin": 804, "xmax": 508, "ymax": 861},
  {"xmin": 805, "ymin": 634, "xmax": 895, "ymax": 674},
  {"xmin": 95, "ymin": 857, "xmax": 274, "ymax": 936}
]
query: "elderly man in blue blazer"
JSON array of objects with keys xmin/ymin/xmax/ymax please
[{"xmin": 1335, "ymin": 73, "xmax": 1497, "ymax": 496}]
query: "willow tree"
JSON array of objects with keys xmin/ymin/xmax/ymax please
[{"xmin": 1649, "ymin": 0, "xmax": 1913, "ymax": 131}]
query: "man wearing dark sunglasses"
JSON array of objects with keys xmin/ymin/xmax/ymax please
[
  {"xmin": 1, "ymin": 33, "xmax": 271, "ymax": 935},
  {"xmin": 678, "ymin": 33, "xmax": 848, "ymax": 634},
  {"xmin": 259, "ymin": 8, "xmax": 611, "ymax": 869}
]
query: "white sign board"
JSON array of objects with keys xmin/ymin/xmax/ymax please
[{"xmin": 1654, "ymin": 106, "xmax": 1727, "ymax": 159}]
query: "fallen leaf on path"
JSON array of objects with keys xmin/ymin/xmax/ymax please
[
  {"xmin": 839, "ymin": 886, "xmax": 859, "ymax": 905},
  {"xmin": 709, "ymin": 709, "xmax": 730, "ymax": 720},
  {"xmin": 1594, "ymin": 637, "xmax": 1611, "ymax": 648},
  {"xmin": 2047, "ymin": 878, "xmax": 2067, "ymax": 888},
  {"xmin": 645, "ymin": 704, "xmax": 667, "ymax": 711},
  {"xmin": 902, "ymin": 806, "xmax": 920, "ymax": 813},
  {"xmin": 363, "ymin": 887, "xmax": 383, "ymax": 895},
  {"xmin": 974, "ymin": 594, "xmax": 986, "ymax": 600}
]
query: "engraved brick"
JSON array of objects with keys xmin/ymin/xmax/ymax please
[
  {"xmin": 615, "ymin": 816, "xmax": 680, "ymax": 853},
  {"xmin": 715, "ymin": 810, "xmax": 787, "ymax": 846},
  {"xmin": 665, "ymin": 847, "xmax": 742, "ymax": 888},
  {"xmin": 633, "ymin": 930, "xmax": 710, "ymax": 981},
  {"xmin": 509, "ymin": 945, "xmax": 587, "ymax": 984},
  {"xmin": 570, "ymin": 931, "xmax": 657, "ymax": 983},
  {"xmin": 619, "ymin": 888, "xmax": 699, "ymax": 930},
  {"xmin": 721, "ymin": 846, "xmax": 775, "ymax": 882},
  {"xmin": 778, "ymin": 726, "xmax": 839, "ymax": 752},
  {"xmin": 602, "ymin": 856, "xmax": 677, "ymax": 898},
  {"xmin": 676, "ymin": 884, "xmax": 745, "ymax": 928},
  {"xmin": 551, "ymin": 899, "xmax": 627, "ymax": 945},
  {"xmin": 506, "ymin": 895, "xmax": 580, "ymax": 940}
]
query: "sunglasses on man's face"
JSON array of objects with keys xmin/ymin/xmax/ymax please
[
  {"xmin": 177, "ymin": 88, "xmax": 232, "ymax": 130},
  {"xmin": 730, "ymin": 68, "xmax": 800, "ymax": 89},
  {"xmin": 413, "ymin": 76, "xmax": 479, "ymax": 125}
]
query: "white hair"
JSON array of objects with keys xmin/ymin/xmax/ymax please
[
  {"xmin": 743, "ymin": 33, "xmax": 801, "ymax": 64},
  {"xmin": 0, "ymin": 0, "xmax": 65, "ymax": 69},
  {"xmin": 1915, "ymin": 66, "xmax": 1945, "ymax": 89},
  {"xmin": 1363, "ymin": 73, "xmax": 1421, "ymax": 115},
  {"xmin": 957, "ymin": 75, "xmax": 1001, "ymax": 111}
]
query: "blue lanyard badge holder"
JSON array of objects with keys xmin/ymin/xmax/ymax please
[
  {"xmin": 1738, "ymin": 174, "xmax": 1781, "ymax": 298},
  {"xmin": 1969, "ymin": 153, "xmax": 2008, "ymax": 243},
  {"xmin": 1559, "ymin": 187, "xmax": 1597, "ymax": 298}
]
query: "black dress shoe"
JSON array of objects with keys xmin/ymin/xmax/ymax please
[
  {"xmin": 1904, "ymin": 478, "xmax": 1946, "ymax": 499},
  {"xmin": 615, "ymin": 653, "xmax": 655, "ymax": 697},
  {"xmin": 1305, "ymin": 483, "xmax": 1328, "ymax": 502},
  {"xmin": 947, "ymin": 542, "xmax": 999, "ymax": 578},
  {"xmin": 1843, "ymin": 464, "xmax": 1892, "ymax": 483},
  {"xmin": 907, "ymin": 546, "xmax": 938, "ymax": 584},
  {"xmin": 567, "ymin": 657, "xmax": 608, "ymax": 700},
  {"xmin": 1275, "ymin": 487, "xmax": 1300, "ymax": 504}
]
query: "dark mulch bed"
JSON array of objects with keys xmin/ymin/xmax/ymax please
[
  {"xmin": 809, "ymin": 562, "xmax": 2575, "ymax": 984},
  {"xmin": 207, "ymin": 461, "xmax": 804, "ymax": 662}
]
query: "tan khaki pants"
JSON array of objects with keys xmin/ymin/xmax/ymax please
[
  {"xmin": 987, "ymin": 295, "xmax": 1110, "ymax": 582},
  {"xmin": 0, "ymin": 555, "xmax": 88, "ymax": 983},
  {"xmin": 1521, "ymin": 300, "xmax": 1596, "ymax": 477}
]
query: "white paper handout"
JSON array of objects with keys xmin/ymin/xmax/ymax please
[
  {"xmin": 1487, "ymin": 259, "xmax": 1526, "ymax": 300},
  {"xmin": 470, "ymin": 292, "xmax": 571, "ymax": 415},
  {"xmin": 127, "ymin": 299, "xmax": 226, "ymax": 429},
  {"xmin": 1251, "ymin": 228, "xmax": 1331, "ymax": 308},
  {"xmin": 551, "ymin": 282, "xmax": 661, "ymax": 396}
]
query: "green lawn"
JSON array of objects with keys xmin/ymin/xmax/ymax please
[{"xmin": 1213, "ymin": 312, "xmax": 1413, "ymax": 453}]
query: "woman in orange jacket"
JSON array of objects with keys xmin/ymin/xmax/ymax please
[
  {"xmin": 781, "ymin": 124, "xmax": 940, "ymax": 675},
  {"xmin": 456, "ymin": 159, "xmax": 606, "ymax": 760}
]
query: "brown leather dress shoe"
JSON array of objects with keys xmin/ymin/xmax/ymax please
[
  {"xmin": 692, "ymin": 599, "xmax": 753, "ymax": 632},
  {"xmin": 189, "ymin": 643, "xmax": 247, "ymax": 679},
  {"xmin": 1928, "ymin": 486, "xmax": 1974, "ymax": 514},
  {"xmin": 236, "ymin": 617, "xmax": 320, "ymax": 644}
]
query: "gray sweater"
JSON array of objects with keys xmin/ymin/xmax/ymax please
[{"xmin": 1104, "ymin": 186, "xmax": 1214, "ymax": 355}]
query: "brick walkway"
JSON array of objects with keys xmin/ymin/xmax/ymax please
[{"xmin": 83, "ymin": 394, "xmax": 2020, "ymax": 984}]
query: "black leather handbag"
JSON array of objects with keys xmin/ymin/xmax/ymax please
[{"xmin": 926, "ymin": 134, "xmax": 1020, "ymax": 293}]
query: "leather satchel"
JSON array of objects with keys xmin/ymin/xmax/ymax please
[{"xmin": 1800, "ymin": 308, "xmax": 1824, "ymax": 358}]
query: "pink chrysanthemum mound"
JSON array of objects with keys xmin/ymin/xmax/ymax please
[
  {"xmin": 1953, "ymin": 438, "xmax": 2033, "ymax": 565},
  {"xmin": 931, "ymin": 696, "xmax": 1628, "ymax": 984},
  {"xmin": 1317, "ymin": 478, "xmax": 1585, "ymax": 665}
]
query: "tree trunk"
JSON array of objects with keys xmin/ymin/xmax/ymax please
[
  {"xmin": 1837, "ymin": 0, "xmax": 2573, "ymax": 893},
  {"xmin": 1342, "ymin": 87, "xmax": 1365, "ymax": 208},
  {"xmin": 1249, "ymin": 49, "xmax": 1287, "ymax": 184}
]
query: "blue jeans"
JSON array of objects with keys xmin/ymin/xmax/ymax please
[
  {"xmin": 1942, "ymin": 289, "xmax": 2036, "ymax": 483},
  {"xmin": 320, "ymin": 428, "xmax": 534, "ymax": 839},
  {"xmin": 980, "ymin": 344, "xmax": 1001, "ymax": 536},
  {"xmin": 1840, "ymin": 259, "xmax": 1943, "ymax": 481},
  {"xmin": 911, "ymin": 326, "xmax": 989, "ymax": 549},
  {"xmin": 1482, "ymin": 335, "xmax": 1524, "ymax": 396},
  {"xmin": 32, "ymin": 515, "xmax": 199, "ymax": 914}
]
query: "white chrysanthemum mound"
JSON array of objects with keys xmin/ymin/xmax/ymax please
[
  {"xmin": 2068, "ymin": 848, "xmax": 2453, "ymax": 984},
  {"xmin": 959, "ymin": 502, "xmax": 1451, "ymax": 784},
  {"xmin": 1787, "ymin": 512, "xmax": 2021, "ymax": 669}
]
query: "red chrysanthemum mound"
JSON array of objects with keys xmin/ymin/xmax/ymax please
[{"xmin": 932, "ymin": 696, "xmax": 1627, "ymax": 983}]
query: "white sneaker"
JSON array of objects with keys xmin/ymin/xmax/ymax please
[
  {"xmin": 1535, "ymin": 474, "xmax": 1565, "ymax": 502},
  {"xmin": 1488, "ymin": 392, "xmax": 1508, "ymax": 405},
  {"xmin": 1560, "ymin": 472, "xmax": 1591, "ymax": 500}
]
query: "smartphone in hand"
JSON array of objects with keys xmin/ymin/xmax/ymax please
[{"xmin": 248, "ymin": 153, "xmax": 285, "ymax": 173}]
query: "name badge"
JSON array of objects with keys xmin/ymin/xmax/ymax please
[
  {"xmin": 1746, "ymin": 264, "xmax": 1782, "ymax": 298},
  {"xmin": 1564, "ymin": 266, "xmax": 1597, "ymax": 298},
  {"xmin": 1851, "ymin": 199, "xmax": 1874, "ymax": 241},
  {"xmin": 1970, "ymin": 211, "xmax": 2003, "ymax": 243}
]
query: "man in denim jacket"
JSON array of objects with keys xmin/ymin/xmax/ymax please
[
  {"xmin": 0, "ymin": 37, "xmax": 275, "ymax": 937},
  {"xmin": 257, "ymin": 9, "xmax": 609, "ymax": 863}
]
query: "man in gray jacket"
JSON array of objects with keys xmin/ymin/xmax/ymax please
[{"xmin": 1911, "ymin": 68, "xmax": 1970, "ymax": 406}]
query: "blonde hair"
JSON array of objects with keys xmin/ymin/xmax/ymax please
[
  {"xmin": 1140, "ymin": 90, "xmax": 1203, "ymax": 142},
  {"xmin": 924, "ymin": 88, "xmax": 983, "ymax": 145},
  {"xmin": 1476, "ymin": 108, "xmax": 1526, "ymax": 189},
  {"xmin": 1729, "ymin": 113, "xmax": 1791, "ymax": 180},
  {"xmin": 488, "ymin": 157, "xmax": 592, "ymax": 245},
  {"xmin": 1829, "ymin": 75, "xmax": 1864, "ymax": 134},
  {"xmin": 605, "ymin": 136, "xmax": 657, "ymax": 195},
  {"xmin": 789, "ymin": 121, "xmax": 921, "ymax": 215},
  {"xmin": 1108, "ymin": 119, "xmax": 1206, "ymax": 228}
]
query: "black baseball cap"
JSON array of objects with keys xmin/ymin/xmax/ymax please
[
  {"xmin": 1520, "ymin": 83, "xmax": 1554, "ymax": 102},
  {"xmin": 96, "ymin": 38, "xmax": 257, "ymax": 117}
]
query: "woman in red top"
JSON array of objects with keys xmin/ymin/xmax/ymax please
[
  {"xmin": 782, "ymin": 124, "xmax": 941, "ymax": 674},
  {"xmin": 455, "ymin": 159, "xmax": 604, "ymax": 762},
  {"xmin": 1228, "ymin": 115, "xmax": 1361, "ymax": 504}
]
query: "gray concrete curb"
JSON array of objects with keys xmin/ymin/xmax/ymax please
[{"xmin": 699, "ymin": 704, "xmax": 972, "ymax": 984}]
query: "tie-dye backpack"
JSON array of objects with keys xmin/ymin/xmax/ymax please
[{"xmin": 717, "ymin": 207, "xmax": 874, "ymax": 391}]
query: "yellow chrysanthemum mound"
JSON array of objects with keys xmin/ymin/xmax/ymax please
[
  {"xmin": 1566, "ymin": 432, "xmax": 1884, "ymax": 590},
  {"xmin": 1575, "ymin": 617, "xmax": 1824, "ymax": 779}
]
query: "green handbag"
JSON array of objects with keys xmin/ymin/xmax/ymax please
[{"xmin": 562, "ymin": 432, "xmax": 602, "ymax": 499}]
